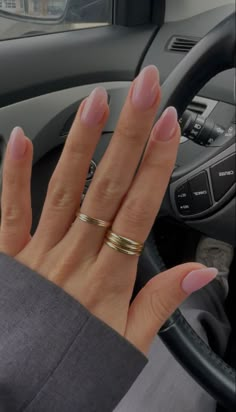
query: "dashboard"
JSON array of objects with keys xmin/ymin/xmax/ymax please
[{"xmin": 165, "ymin": 0, "xmax": 234, "ymax": 22}]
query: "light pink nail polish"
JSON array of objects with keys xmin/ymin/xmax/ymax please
[
  {"xmin": 152, "ymin": 107, "xmax": 178, "ymax": 142},
  {"xmin": 81, "ymin": 87, "xmax": 108, "ymax": 127},
  {"xmin": 132, "ymin": 65, "xmax": 160, "ymax": 111},
  {"xmin": 8, "ymin": 127, "xmax": 27, "ymax": 160},
  {"xmin": 182, "ymin": 268, "xmax": 218, "ymax": 294}
]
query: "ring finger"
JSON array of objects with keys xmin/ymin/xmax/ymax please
[{"xmin": 100, "ymin": 107, "xmax": 180, "ymax": 267}]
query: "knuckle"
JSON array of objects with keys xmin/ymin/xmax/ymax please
[
  {"xmin": 92, "ymin": 175, "xmax": 124, "ymax": 203},
  {"xmin": 47, "ymin": 181, "xmax": 74, "ymax": 211},
  {"xmin": 123, "ymin": 198, "xmax": 150, "ymax": 227},
  {"xmin": 65, "ymin": 137, "xmax": 92, "ymax": 159},
  {"xmin": 48, "ymin": 262, "xmax": 73, "ymax": 284},
  {"xmin": 3, "ymin": 170, "xmax": 18, "ymax": 188},
  {"xmin": 116, "ymin": 122, "xmax": 146, "ymax": 145},
  {"xmin": 147, "ymin": 156, "xmax": 174, "ymax": 174},
  {"xmin": 2, "ymin": 204, "xmax": 22, "ymax": 226}
]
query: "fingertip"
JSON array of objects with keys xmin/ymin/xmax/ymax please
[
  {"xmin": 81, "ymin": 87, "xmax": 109, "ymax": 127},
  {"xmin": 146, "ymin": 262, "xmax": 207, "ymax": 292},
  {"xmin": 131, "ymin": 66, "xmax": 160, "ymax": 111},
  {"xmin": 8, "ymin": 127, "xmax": 27, "ymax": 160},
  {"xmin": 152, "ymin": 106, "xmax": 178, "ymax": 142},
  {"xmin": 182, "ymin": 267, "xmax": 218, "ymax": 295},
  {"xmin": 170, "ymin": 262, "xmax": 207, "ymax": 275},
  {"xmin": 11, "ymin": 126, "xmax": 25, "ymax": 136}
]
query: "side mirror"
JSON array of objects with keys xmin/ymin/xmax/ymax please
[{"xmin": 0, "ymin": 0, "xmax": 69, "ymax": 23}]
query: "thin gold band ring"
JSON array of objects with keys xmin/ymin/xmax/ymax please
[{"xmin": 77, "ymin": 212, "xmax": 111, "ymax": 228}]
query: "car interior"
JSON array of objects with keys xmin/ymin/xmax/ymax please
[{"xmin": 0, "ymin": 1, "xmax": 235, "ymax": 411}]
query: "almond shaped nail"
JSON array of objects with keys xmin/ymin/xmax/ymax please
[
  {"xmin": 152, "ymin": 107, "xmax": 178, "ymax": 142},
  {"xmin": 132, "ymin": 65, "xmax": 160, "ymax": 111},
  {"xmin": 182, "ymin": 267, "xmax": 218, "ymax": 294},
  {"xmin": 81, "ymin": 87, "xmax": 108, "ymax": 127},
  {"xmin": 8, "ymin": 127, "xmax": 27, "ymax": 160}
]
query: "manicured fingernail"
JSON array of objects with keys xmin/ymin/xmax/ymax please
[
  {"xmin": 182, "ymin": 268, "xmax": 218, "ymax": 294},
  {"xmin": 81, "ymin": 87, "xmax": 108, "ymax": 127},
  {"xmin": 132, "ymin": 65, "xmax": 160, "ymax": 111},
  {"xmin": 8, "ymin": 127, "xmax": 27, "ymax": 160},
  {"xmin": 152, "ymin": 107, "xmax": 178, "ymax": 142}
]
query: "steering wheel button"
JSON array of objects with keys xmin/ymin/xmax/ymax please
[
  {"xmin": 189, "ymin": 116, "xmax": 205, "ymax": 140},
  {"xmin": 188, "ymin": 172, "xmax": 212, "ymax": 213},
  {"xmin": 210, "ymin": 154, "xmax": 236, "ymax": 202},
  {"xmin": 175, "ymin": 182, "xmax": 192, "ymax": 215},
  {"xmin": 179, "ymin": 110, "xmax": 197, "ymax": 137},
  {"xmin": 223, "ymin": 125, "xmax": 235, "ymax": 139}
]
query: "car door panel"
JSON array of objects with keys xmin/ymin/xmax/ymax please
[
  {"xmin": 0, "ymin": 25, "xmax": 157, "ymax": 107},
  {"xmin": 0, "ymin": 81, "xmax": 130, "ymax": 161}
]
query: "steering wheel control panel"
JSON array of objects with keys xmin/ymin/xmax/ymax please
[
  {"xmin": 175, "ymin": 171, "xmax": 212, "ymax": 215},
  {"xmin": 179, "ymin": 110, "xmax": 235, "ymax": 146},
  {"xmin": 171, "ymin": 144, "xmax": 236, "ymax": 220}
]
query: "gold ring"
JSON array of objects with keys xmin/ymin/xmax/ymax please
[
  {"xmin": 77, "ymin": 212, "xmax": 111, "ymax": 228},
  {"xmin": 105, "ymin": 230, "xmax": 144, "ymax": 256}
]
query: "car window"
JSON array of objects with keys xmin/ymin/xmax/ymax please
[{"xmin": 0, "ymin": 0, "xmax": 112, "ymax": 41}]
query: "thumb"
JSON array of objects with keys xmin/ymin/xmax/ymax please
[{"xmin": 125, "ymin": 263, "xmax": 218, "ymax": 354}]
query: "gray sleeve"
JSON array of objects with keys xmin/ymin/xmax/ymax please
[{"xmin": 0, "ymin": 253, "xmax": 147, "ymax": 412}]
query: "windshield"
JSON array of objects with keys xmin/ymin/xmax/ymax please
[{"xmin": 0, "ymin": 0, "xmax": 112, "ymax": 41}]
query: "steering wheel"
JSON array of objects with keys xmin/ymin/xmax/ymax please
[{"xmin": 136, "ymin": 12, "xmax": 236, "ymax": 410}]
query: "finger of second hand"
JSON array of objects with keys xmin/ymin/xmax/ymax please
[
  {"xmin": 0, "ymin": 127, "xmax": 33, "ymax": 256},
  {"xmin": 31, "ymin": 87, "xmax": 109, "ymax": 251},
  {"xmin": 100, "ymin": 107, "xmax": 180, "ymax": 268}
]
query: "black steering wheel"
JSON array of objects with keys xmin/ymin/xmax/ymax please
[{"xmin": 136, "ymin": 12, "xmax": 236, "ymax": 410}]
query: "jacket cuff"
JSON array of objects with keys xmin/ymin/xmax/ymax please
[{"xmin": 0, "ymin": 253, "xmax": 147, "ymax": 412}]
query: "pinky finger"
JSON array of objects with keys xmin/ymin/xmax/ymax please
[{"xmin": 0, "ymin": 127, "xmax": 33, "ymax": 256}]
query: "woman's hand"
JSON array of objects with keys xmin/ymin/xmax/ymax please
[{"xmin": 0, "ymin": 66, "xmax": 217, "ymax": 355}]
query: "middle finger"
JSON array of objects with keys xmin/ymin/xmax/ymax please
[{"xmin": 66, "ymin": 65, "xmax": 161, "ymax": 255}]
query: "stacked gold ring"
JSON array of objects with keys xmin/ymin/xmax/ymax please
[{"xmin": 105, "ymin": 230, "xmax": 144, "ymax": 256}]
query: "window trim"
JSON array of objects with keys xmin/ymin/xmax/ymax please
[{"xmin": 113, "ymin": 0, "xmax": 165, "ymax": 27}]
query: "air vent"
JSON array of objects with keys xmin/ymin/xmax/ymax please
[
  {"xmin": 187, "ymin": 100, "xmax": 207, "ymax": 116},
  {"xmin": 167, "ymin": 36, "xmax": 199, "ymax": 53}
]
